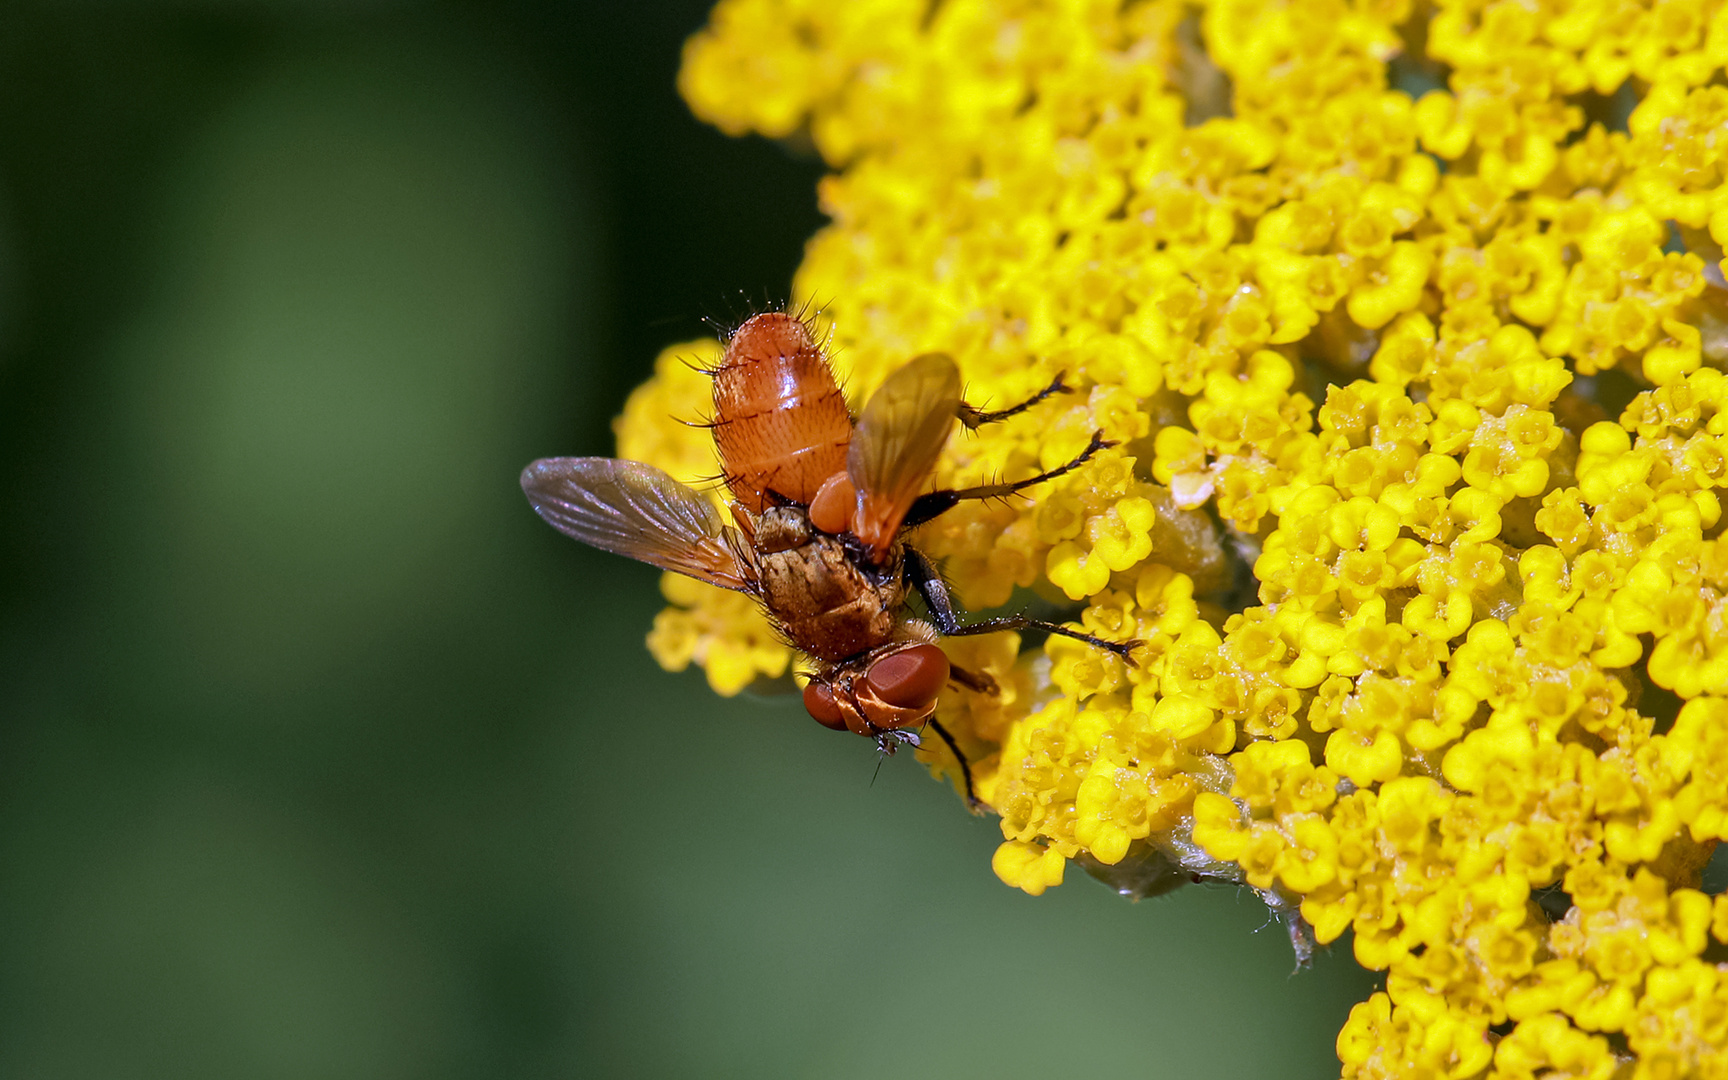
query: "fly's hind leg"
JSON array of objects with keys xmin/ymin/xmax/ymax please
[
  {"xmin": 903, "ymin": 546, "xmax": 1142, "ymax": 665},
  {"xmin": 956, "ymin": 373, "xmax": 1071, "ymax": 430},
  {"xmin": 903, "ymin": 431, "xmax": 1113, "ymax": 529}
]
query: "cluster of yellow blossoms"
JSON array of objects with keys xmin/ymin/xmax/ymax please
[{"xmin": 618, "ymin": 0, "xmax": 1728, "ymax": 1074}]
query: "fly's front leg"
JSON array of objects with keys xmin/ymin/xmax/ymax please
[
  {"xmin": 871, "ymin": 722, "xmax": 981, "ymax": 813},
  {"xmin": 956, "ymin": 373, "xmax": 1071, "ymax": 430},
  {"xmin": 925, "ymin": 717, "xmax": 983, "ymax": 814},
  {"xmin": 903, "ymin": 430, "xmax": 1113, "ymax": 529},
  {"xmin": 947, "ymin": 663, "xmax": 998, "ymax": 696},
  {"xmin": 903, "ymin": 546, "xmax": 1141, "ymax": 664}
]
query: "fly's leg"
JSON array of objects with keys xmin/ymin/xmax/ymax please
[
  {"xmin": 947, "ymin": 663, "xmax": 999, "ymax": 696},
  {"xmin": 869, "ymin": 725, "xmax": 980, "ymax": 811},
  {"xmin": 935, "ymin": 611, "xmax": 1142, "ymax": 666},
  {"xmin": 876, "ymin": 715, "xmax": 982, "ymax": 812},
  {"xmin": 956, "ymin": 373, "xmax": 1071, "ymax": 430},
  {"xmin": 925, "ymin": 717, "xmax": 983, "ymax": 813},
  {"xmin": 903, "ymin": 431, "xmax": 1112, "ymax": 529},
  {"xmin": 903, "ymin": 546, "xmax": 1141, "ymax": 665}
]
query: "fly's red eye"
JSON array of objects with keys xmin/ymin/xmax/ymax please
[
  {"xmin": 803, "ymin": 679, "xmax": 850, "ymax": 730},
  {"xmin": 864, "ymin": 643, "xmax": 950, "ymax": 710},
  {"xmin": 807, "ymin": 471, "xmax": 857, "ymax": 535}
]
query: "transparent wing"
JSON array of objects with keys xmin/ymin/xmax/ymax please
[
  {"xmin": 846, "ymin": 353, "xmax": 961, "ymax": 558},
  {"xmin": 521, "ymin": 457, "xmax": 753, "ymax": 591}
]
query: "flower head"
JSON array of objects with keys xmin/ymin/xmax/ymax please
[{"xmin": 614, "ymin": 1, "xmax": 1728, "ymax": 1075}]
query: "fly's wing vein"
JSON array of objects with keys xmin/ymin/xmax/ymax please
[
  {"xmin": 521, "ymin": 457, "xmax": 753, "ymax": 591},
  {"xmin": 846, "ymin": 353, "xmax": 961, "ymax": 557}
]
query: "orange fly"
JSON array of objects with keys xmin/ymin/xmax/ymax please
[{"xmin": 521, "ymin": 311, "xmax": 1136, "ymax": 803}]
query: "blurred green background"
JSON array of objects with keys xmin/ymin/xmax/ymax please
[{"xmin": 0, "ymin": 5, "xmax": 1375, "ymax": 1077}]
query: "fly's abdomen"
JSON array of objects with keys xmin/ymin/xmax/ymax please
[{"xmin": 710, "ymin": 312, "xmax": 850, "ymax": 513}]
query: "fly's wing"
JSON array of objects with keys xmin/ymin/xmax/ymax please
[
  {"xmin": 846, "ymin": 353, "xmax": 961, "ymax": 561},
  {"xmin": 521, "ymin": 457, "xmax": 753, "ymax": 592}
]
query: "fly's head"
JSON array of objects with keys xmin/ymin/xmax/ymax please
[{"xmin": 801, "ymin": 641, "xmax": 951, "ymax": 738}]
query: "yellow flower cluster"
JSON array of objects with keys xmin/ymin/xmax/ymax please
[{"xmin": 628, "ymin": 0, "xmax": 1728, "ymax": 1075}]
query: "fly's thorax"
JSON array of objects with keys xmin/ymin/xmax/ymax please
[{"xmin": 757, "ymin": 527, "xmax": 903, "ymax": 664}]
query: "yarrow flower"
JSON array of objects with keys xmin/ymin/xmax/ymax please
[{"xmin": 617, "ymin": 0, "xmax": 1728, "ymax": 1075}]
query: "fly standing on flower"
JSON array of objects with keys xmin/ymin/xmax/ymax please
[{"xmin": 521, "ymin": 310, "xmax": 1138, "ymax": 805}]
